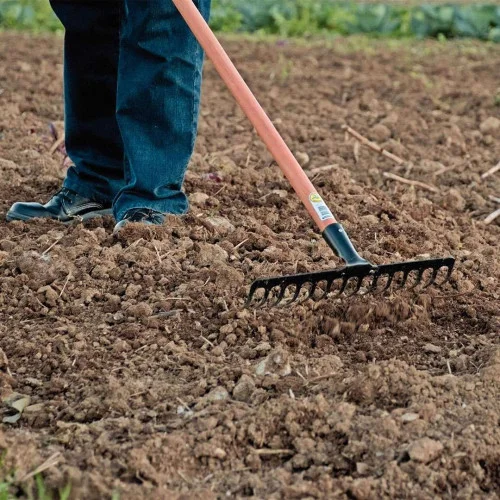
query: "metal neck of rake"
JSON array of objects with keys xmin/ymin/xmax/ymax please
[{"xmin": 322, "ymin": 223, "xmax": 370, "ymax": 267}]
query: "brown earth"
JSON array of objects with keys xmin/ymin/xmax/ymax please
[{"xmin": 0, "ymin": 32, "xmax": 499, "ymax": 499}]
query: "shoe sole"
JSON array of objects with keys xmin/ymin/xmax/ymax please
[{"xmin": 5, "ymin": 209, "xmax": 113, "ymax": 223}]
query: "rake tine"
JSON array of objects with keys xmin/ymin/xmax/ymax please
[
  {"xmin": 408, "ymin": 268, "xmax": 425, "ymax": 290},
  {"xmin": 295, "ymin": 281, "xmax": 315, "ymax": 304},
  {"xmin": 443, "ymin": 263, "xmax": 454, "ymax": 285},
  {"xmin": 284, "ymin": 283, "xmax": 303, "ymax": 307},
  {"xmin": 337, "ymin": 276, "xmax": 350, "ymax": 295},
  {"xmin": 397, "ymin": 270, "xmax": 410, "ymax": 290},
  {"xmin": 369, "ymin": 273, "xmax": 381, "ymax": 293},
  {"xmin": 255, "ymin": 286, "xmax": 272, "ymax": 308},
  {"xmin": 274, "ymin": 284, "xmax": 291, "ymax": 307},
  {"xmin": 270, "ymin": 284, "xmax": 288, "ymax": 308},
  {"xmin": 344, "ymin": 276, "xmax": 364, "ymax": 297},
  {"xmin": 423, "ymin": 266, "xmax": 440, "ymax": 289},
  {"xmin": 370, "ymin": 272, "xmax": 393, "ymax": 295},
  {"xmin": 305, "ymin": 281, "xmax": 317, "ymax": 301},
  {"xmin": 352, "ymin": 275, "xmax": 365, "ymax": 295},
  {"xmin": 382, "ymin": 273, "xmax": 395, "ymax": 293}
]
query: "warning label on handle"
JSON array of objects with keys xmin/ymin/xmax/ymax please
[{"xmin": 309, "ymin": 193, "xmax": 334, "ymax": 221}]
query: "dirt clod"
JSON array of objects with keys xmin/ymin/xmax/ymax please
[
  {"xmin": 480, "ymin": 116, "xmax": 500, "ymax": 135},
  {"xmin": 408, "ymin": 437, "xmax": 444, "ymax": 463}
]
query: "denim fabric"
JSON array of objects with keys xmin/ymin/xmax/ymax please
[{"xmin": 50, "ymin": 0, "xmax": 211, "ymax": 220}]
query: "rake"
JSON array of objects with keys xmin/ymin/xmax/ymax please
[{"xmin": 173, "ymin": 0, "xmax": 455, "ymax": 307}]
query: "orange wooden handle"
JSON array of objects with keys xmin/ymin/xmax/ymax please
[{"xmin": 172, "ymin": 0, "xmax": 337, "ymax": 231}]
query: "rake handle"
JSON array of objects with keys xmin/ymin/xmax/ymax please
[
  {"xmin": 172, "ymin": 0, "xmax": 337, "ymax": 230},
  {"xmin": 173, "ymin": 0, "xmax": 368, "ymax": 266}
]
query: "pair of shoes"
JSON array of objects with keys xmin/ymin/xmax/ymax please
[{"xmin": 6, "ymin": 189, "xmax": 165, "ymax": 232}]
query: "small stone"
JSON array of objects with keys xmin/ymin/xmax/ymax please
[
  {"xmin": 255, "ymin": 348, "xmax": 291, "ymax": 377},
  {"xmin": 291, "ymin": 454, "xmax": 310, "ymax": 469},
  {"xmin": 232, "ymin": 375, "xmax": 255, "ymax": 402},
  {"xmin": 24, "ymin": 377, "xmax": 43, "ymax": 387},
  {"xmin": 480, "ymin": 116, "xmax": 500, "ymax": 135},
  {"xmin": 443, "ymin": 189, "xmax": 466, "ymax": 211},
  {"xmin": 408, "ymin": 438, "xmax": 443, "ymax": 463},
  {"xmin": 206, "ymin": 216, "xmax": 235, "ymax": 234},
  {"xmin": 255, "ymin": 342, "xmax": 272, "ymax": 353},
  {"xmin": 271, "ymin": 189, "xmax": 288, "ymax": 199},
  {"xmin": 196, "ymin": 243, "xmax": 228, "ymax": 266},
  {"xmin": 295, "ymin": 151, "xmax": 310, "ymax": 167},
  {"xmin": 226, "ymin": 334, "xmax": 237, "ymax": 345},
  {"xmin": 0, "ymin": 348, "xmax": 9, "ymax": 370},
  {"xmin": 361, "ymin": 214, "xmax": 379, "ymax": 226},
  {"xmin": 205, "ymin": 386, "xmax": 229, "ymax": 402},
  {"xmin": 125, "ymin": 284, "xmax": 142, "ymax": 299},
  {"xmin": 293, "ymin": 437, "xmax": 316, "ymax": 454},
  {"xmin": 356, "ymin": 462, "xmax": 370, "ymax": 475},
  {"xmin": 349, "ymin": 478, "xmax": 374, "ymax": 500},
  {"xmin": 24, "ymin": 403, "xmax": 44, "ymax": 413},
  {"xmin": 127, "ymin": 302, "xmax": 153, "ymax": 319},
  {"xmin": 113, "ymin": 340, "xmax": 132, "ymax": 353},
  {"xmin": 42, "ymin": 286, "xmax": 59, "ymax": 307},
  {"xmin": 211, "ymin": 346, "xmax": 224, "ymax": 357},
  {"xmin": 190, "ymin": 192, "xmax": 209, "ymax": 205},
  {"xmin": 401, "ymin": 412, "xmax": 419, "ymax": 423},
  {"xmin": 423, "ymin": 343, "xmax": 442, "ymax": 354},
  {"xmin": 194, "ymin": 443, "xmax": 227, "ymax": 460},
  {"xmin": 369, "ymin": 123, "xmax": 392, "ymax": 142},
  {"xmin": 18, "ymin": 61, "xmax": 32, "ymax": 72},
  {"xmin": 0, "ymin": 251, "xmax": 8, "ymax": 266}
]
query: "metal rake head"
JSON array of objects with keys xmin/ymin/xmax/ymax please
[{"xmin": 246, "ymin": 257, "xmax": 455, "ymax": 308}]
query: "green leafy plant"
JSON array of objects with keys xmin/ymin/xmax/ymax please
[
  {"xmin": 2, "ymin": 0, "xmax": 500, "ymax": 42},
  {"xmin": 0, "ymin": 0, "xmax": 61, "ymax": 31}
]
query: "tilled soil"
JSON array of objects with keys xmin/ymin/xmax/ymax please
[{"xmin": 0, "ymin": 33, "xmax": 499, "ymax": 499}]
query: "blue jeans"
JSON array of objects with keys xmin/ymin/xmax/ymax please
[{"xmin": 50, "ymin": 0, "xmax": 211, "ymax": 220}]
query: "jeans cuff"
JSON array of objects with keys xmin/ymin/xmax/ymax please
[{"xmin": 113, "ymin": 192, "xmax": 189, "ymax": 221}]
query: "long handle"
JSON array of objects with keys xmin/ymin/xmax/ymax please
[{"xmin": 173, "ymin": 0, "xmax": 337, "ymax": 231}]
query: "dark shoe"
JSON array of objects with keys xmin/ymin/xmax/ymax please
[
  {"xmin": 6, "ymin": 188, "xmax": 112, "ymax": 223},
  {"xmin": 113, "ymin": 208, "xmax": 166, "ymax": 233}
]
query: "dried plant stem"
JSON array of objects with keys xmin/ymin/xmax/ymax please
[
  {"xmin": 49, "ymin": 134, "xmax": 65, "ymax": 155},
  {"xmin": 305, "ymin": 164, "xmax": 338, "ymax": 178},
  {"xmin": 21, "ymin": 452, "xmax": 61, "ymax": 482},
  {"xmin": 481, "ymin": 161, "xmax": 500, "ymax": 180},
  {"xmin": 489, "ymin": 195, "xmax": 500, "ymax": 204},
  {"xmin": 58, "ymin": 274, "xmax": 72, "ymax": 298},
  {"xmin": 484, "ymin": 208, "xmax": 500, "ymax": 225},
  {"xmin": 383, "ymin": 172, "xmax": 439, "ymax": 193},
  {"xmin": 42, "ymin": 236, "xmax": 64, "ymax": 256},
  {"xmin": 342, "ymin": 125, "xmax": 405, "ymax": 165}
]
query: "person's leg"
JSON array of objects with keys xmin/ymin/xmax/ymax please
[
  {"xmin": 56, "ymin": 0, "xmax": 125, "ymax": 204},
  {"xmin": 7, "ymin": 0, "xmax": 125, "ymax": 223},
  {"xmin": 113, "ymin": 0, "xmax": 211, "ymax": 223}
]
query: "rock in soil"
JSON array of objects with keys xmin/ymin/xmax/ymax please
[{"xmin": 408, "ymin": 438, "xmax": 444, "ymax": 463}]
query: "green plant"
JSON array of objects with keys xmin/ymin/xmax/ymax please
[
  {"xmin": 25, "ymin": 475, "xmax": 71, "ymax": 500},
  {"xmin": 0, "ymin": 0, "xmax": 61, "ymax": 32},
  {"xmin": 209, "ymin": 0, "xmax": 242, "ymax": 33},
  {"xmin": 2, "ymin": 0, "xmax": 500, "ymax": 43}
]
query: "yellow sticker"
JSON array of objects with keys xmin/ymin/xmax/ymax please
[{"xmin": 309, "ymin": 193, "xmax": 334, "ymax": 221}]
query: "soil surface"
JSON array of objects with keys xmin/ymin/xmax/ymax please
[{"xmin": 0, "ymin": 33, "xmax": 499, "ymax": 499}]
